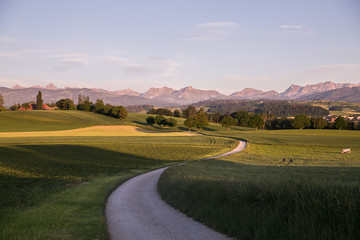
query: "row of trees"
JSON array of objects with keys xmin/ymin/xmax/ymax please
[
  {"xmin": 146, "ymin": 106, "xmax": 360, "ymax": 131},
  {"xmin": 56, "ymin": 95, "xmax": 128, "ymax": 120},
  {"xmin": 7, "ymin": 91, "xmax": 45, "ymax": 110},
  {"xmin": 147, "ymin": 108, "xmax": 182, "ymax": 117},
  {"xmin": 146, "ymin": 115, "xmax": 177, "ymax": 129},
  {"xmin": 0, "ymin": 95, "xmax": 5, "ymax": 111}
]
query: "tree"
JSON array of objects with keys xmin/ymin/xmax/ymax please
[
  {"xmin": 94, "ymin": 99, "xmax": 105, "ymax": 114},
  {"xmin": 0, "ymin": 95, "xmax": 5, "ymax": 111},
  {"xmin": 184, "ymin": 117, "xmax": 195, "ymax": 131},
  {"xmin": 231, "ymin": 110, "xmax": 251, "ymax": 127},
  {"xmin": 22, "ymin": 102, "xmax": 31, "ymax": 110},
  {"xmin": 173, "ymin": 109, "xmax": 181, "ymax": 118},
  {"xmin": 155, "ymin": 108, "xmax": 173, "ymax": 116},
  {"xmin": 147, "ymin": 109, "xmax": 157, "ymax": 114},
  {"xmin": 146, "ymin": 116, "xmax": 155, "ymax": 126},
  {"xmin": 183, "ymin": 106, "xmax": 197, "ymax": 118},
  {"xmin": 194, "ymin": 113, "xmax": 209, "ymax": 132},
  {"xmin": 104, "ymin": 104, "xmax": 114, "ymax": 115},
  {"xmin": 147, "ymin": 108, "xmax": 173, "ymax": 116},
  {"xmin": 155, "ymin": 115, "xmax": 166, "ymax": 127},
  {"xmin": 111, "ymin": 106, "xmax": 128, "ymax": 120},
  {"xmin": 9, "ymin": 103, "xmax": 20, "ymax": 111},
  {"xmin": 77, "ymin": 95, "xmax": 91, "ymax": 111},
  {"xmin": 248, "ymin": 114, "xmax": 264, "ymax": 130},
  {"xmin": 220, "ymin": 115, "xmax": 237, "ymax": 131},
  {"xmin": 311, "ymin": 117, "xmax": 328, "ymax": 129},
  {"xmin": 36, "ymin": 91, "xmax": 43, "ymax": 110},
  {"xmin": 212, "ymin": 112, "xmax": 221, "ymax": 123},
  {"xmin": 56, "ymin": 98, "xmax": 75, "ymax": 110},
  {"xmin": 334, "ymin": 116, "xmax": 348, "ymax": 130},
  {"xmin": 0, "ymin": 95, "xmax": 4, "ymax": 107},
  {"xmin": 166, "ymin": 118, "xmax": 177, "ymax": 129},
  {"xmin": 291, "ymin": 114, "xmax": 310, "ymax": 130}
]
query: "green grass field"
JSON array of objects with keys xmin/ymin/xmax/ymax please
[
  {"xmin": 2, "ymin": 110, "xmax": 360, "ymax": 239},
  {"xmin": 0, "ymin": 111, "xmax": 233, "ymax": 239},
  {"xmin": 307, "ymin": 101, "xmax": 360, "ymax": 115},
  {"xmin": 159, "ymin": 128, "xmax": 360, "ymax": 239},
  {"xmin": 0, "ymin": 110, "xmax": 123, "ymax": 132}
]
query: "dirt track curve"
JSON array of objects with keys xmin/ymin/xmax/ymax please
[{"xmin": 106, "ymin": 140, "xmax": 246, "ymax": 240}]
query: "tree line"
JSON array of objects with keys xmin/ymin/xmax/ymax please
[
  {"xmin": 4, "ymin": 92, "xmax": 128, "ymax": 120},
  {"xmin": 64, "ymin": 95, "xmax": 128, "ymax": 120},
  {"xmin": 146, "ymin": 115, "xmax": 178, "ymax": 129},
  {"xmin": 146, "ymin": 106, "xmax": 359, "ymax": 131}
]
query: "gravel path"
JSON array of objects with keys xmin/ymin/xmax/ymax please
[{"xmin": 106, "ymin": 141, "xmax": 246, "ymax": 240}]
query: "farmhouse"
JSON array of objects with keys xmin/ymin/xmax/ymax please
[{"xmin": 18, "ymin": 104, "xmax": 55, "ymax": 111}]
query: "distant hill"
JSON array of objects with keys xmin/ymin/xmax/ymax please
[
  {"xmin": 297, "ymin": 87, "xmax": 360, "ymax": 102},
  {"xmin": 190, "ymin": 99, "xmax": 329, "ymax": 116},
  {"xmin": 283, "ymin": 81, "xmax": 360, "ymax": 98},
  {"xmin": 0, "ymin": 86, "xmax": 167, "ymax": 107},
  {"xmin": 140, "ymin": 86, "xmax": 225, "ymax": 104},
  {"xmin": 1, "ymin": 81, "xmax": 359, "ymax": 107}
]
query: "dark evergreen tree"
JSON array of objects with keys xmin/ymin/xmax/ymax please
[{"xmin": 36, "ymin": 91, "xmax": 43, "ymax": 110}]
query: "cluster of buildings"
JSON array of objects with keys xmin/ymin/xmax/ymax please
[
  {"xmin": 324, "ymin": 115, "xmax": 360, "ymax": 122},
  {"xmin": 18, "ymin": 104, "xmax": 57, "ymax": 111}
]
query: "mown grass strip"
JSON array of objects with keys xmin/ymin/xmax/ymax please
[
  {"xmin": 0, "ymin": 141, "xmax": 231, "ymax": 239},
  {"xmin": 1, "ymin": 170, "xmax": 146, "ymax": 240}
]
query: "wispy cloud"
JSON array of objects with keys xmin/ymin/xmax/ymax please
[
  {"xmin": 197, "ymin": 22, "xmax": 238, "ymax": 28},
  {"xmin": 123, "ymin": 64, "xmax": 148, "ymax": 74},
  {"xmin": 101, "ymin": 56, "xmax": 129, "ymax": 64},
  {"xmin": 183, "ymin": 21, "xmax": 239, "ymax": 41},
  {"xmin": 305, "ymin": 63, "xmax": 360, "ymax": 75},
  {"xmin": 154, "ymin": 59, "xmax": 180, "ymax": 77},
  {"xmin": 45, "ymin": 53, "xmax": 89, "ymax": 59},
  {"xmin": 280, "ymin": 25, "xmax": 303, "ymax": 30},
  {"xmin": 54, "ymin": 58, "xmax": 89, "ymax": 72},
  {"xmin": 279, "ymin": 24, "xmax": 318, "ymax": 36}
]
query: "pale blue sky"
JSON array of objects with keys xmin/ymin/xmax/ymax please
[{"xmin": 0, "ymin": 0, "xmax": 359, "ymax": 94}]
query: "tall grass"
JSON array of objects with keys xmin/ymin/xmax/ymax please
[
  {"xmin": 159, "ymin": 160, "xmax": 360, "ymax": 240},
  {"xmin": 158, "ymin": 128, "xmax": 360, "ymax": 239}
]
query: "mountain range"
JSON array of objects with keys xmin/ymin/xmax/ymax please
[{"xmin": 0, "ymin": 81, "xmax": 359, "ymax": 107}]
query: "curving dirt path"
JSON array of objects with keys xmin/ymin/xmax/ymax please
[{"xmin": 106, "ymin": 140, "xmax": 246, "ymax": 240}]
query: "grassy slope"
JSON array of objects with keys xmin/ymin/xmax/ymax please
[
  {"xmin": 0, "ymin": 110, "xmax": 123, "ymax": 132},
  {"xmin": 0, "ymin": 111, "xmax": 233, "ymax": 239},
  {"xmin": 159, "ymin": 128, "xmax": 360, "ymax": 239}
]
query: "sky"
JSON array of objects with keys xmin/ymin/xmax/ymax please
[{"xmin": 0, "ymin": 0, "xmax": 359, "ymax": 94}]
